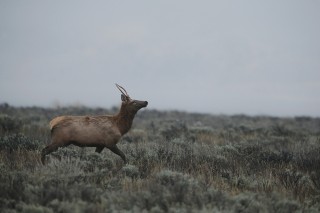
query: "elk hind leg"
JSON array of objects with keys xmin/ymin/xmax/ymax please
[{"xmin": 41, "ymin": 143, "xmax": 59, "ymax": 165}]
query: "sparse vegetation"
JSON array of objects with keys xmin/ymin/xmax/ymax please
[{"xmin": 0, "ymin": 104, "xmax": 320, "ymax": 212}]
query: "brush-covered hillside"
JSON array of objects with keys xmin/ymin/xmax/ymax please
[{"xmin": 0, "ymin": 103, "xmax": 320, "ymax": 212}]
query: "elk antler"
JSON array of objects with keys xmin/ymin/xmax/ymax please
[{"xmin": 115, "ymin": 83, "xmax": 130, "ymax": 97}]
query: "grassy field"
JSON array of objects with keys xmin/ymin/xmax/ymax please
[{"xmin": 0, "ymin": 104, "xmax": 320, "ymax": 212}]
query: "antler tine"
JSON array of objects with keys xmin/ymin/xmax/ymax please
[{"xmin": 115, "ymin": 83, "xmax": 129, "ymax": 97}]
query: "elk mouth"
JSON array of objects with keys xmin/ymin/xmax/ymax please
[
  {"xmin": 136, "ymin": 100, "xmax": 148, "ymax": 108},
  {"xmin": 141, "ymin": 101, "xmax": 148, "ymax": 108}
]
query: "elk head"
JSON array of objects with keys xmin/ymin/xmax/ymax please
[{"xmin": 116, "ymin": 84, "xmax": 148, "ymax": 113}]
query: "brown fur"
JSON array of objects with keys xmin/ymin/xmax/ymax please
[{"xmin": 41, "ymin": 91, "xmax": 148, "ymax": 164}]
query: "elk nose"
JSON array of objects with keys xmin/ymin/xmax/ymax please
[{"xmin": 145, "ymin": 101, "xmax": 148, "ymax": 106}]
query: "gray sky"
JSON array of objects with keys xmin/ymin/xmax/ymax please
[{"xmin": 1, "ymin": 1, "xmax": 320, "ymax": 117}]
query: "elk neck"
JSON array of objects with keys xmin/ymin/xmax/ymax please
[{"xmin": 113, "ymin": 103, "xmax": 137, "ymax": 135}]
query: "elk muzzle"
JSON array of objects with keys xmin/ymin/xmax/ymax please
[{"xmin": 136, "ymin": 100, "xmax": 148, "ymax": 108}]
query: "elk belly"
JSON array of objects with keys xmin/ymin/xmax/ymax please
[{"xmin": 62, "ymin": 123, "xmax": 120, "ymax": 147}]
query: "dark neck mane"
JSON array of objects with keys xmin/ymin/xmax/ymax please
[{"xmin": 113, "ymin": 104, "xmax": 136, "ymax": 135}]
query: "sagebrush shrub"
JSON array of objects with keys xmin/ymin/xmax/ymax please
[
  {"xmin": 1, "ymin": 106, "xmax": 320, "ymax": 212},
  {"xmin": 122, "ymin": 165, "xmax": 139, "ymax": 179},
  {"xmin": 0, "ymin": 114, "xmax": 21, "ymax": 133},
  {"xmin": 0, "ymin": 134, "xmax": 39, "ymax": 151}
]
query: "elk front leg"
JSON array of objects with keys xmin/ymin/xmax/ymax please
[
  {"xmin": 109, "ymin": 145, "xmax": 127, "ymax": 164},
  {"xmin": 95, "ymin": 146, "xmax": 104, "ymax": 153}
]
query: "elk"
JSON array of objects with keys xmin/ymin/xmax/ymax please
[{"xmin": 41, "ymin": 84, "xmax": 148, "ymax": 164}]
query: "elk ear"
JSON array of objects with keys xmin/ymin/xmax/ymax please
[{"xmin": 121, "ymin": 94, "xmax": 127, "ymax": 102}]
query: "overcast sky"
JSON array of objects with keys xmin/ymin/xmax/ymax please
[{"xmin": 1, "ymin": 1, "xmax": 319, "ymax": 117}]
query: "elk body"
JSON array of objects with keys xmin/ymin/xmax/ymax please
[{"xmin": 41, "ymin": 84, "xmax": 148, "ymax": 164}]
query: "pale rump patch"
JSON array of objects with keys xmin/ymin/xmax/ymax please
[{"xmin": 49, "ymin": 116, "xmax": 69, "ymax": 130}]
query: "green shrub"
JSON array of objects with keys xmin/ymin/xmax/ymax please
[
  {"xmin": 122, "ymin": 164, "xmax": 139, "ymax": 179},
  {"xmin": 20, "ymin": 204, "xmax": 53, "ymax": 213},
  {"xmin": 1, "ymin": 106, "xmax": 320, "ymax": 212},
  {"xmin": 0, "ymin": 134, "xmax": 40, "ymax": 151},
  {"xmin": 159, "ymin": 120, "xmax": 189, "ymax": 141},
  {"xmin": 275, "ymin": 200, "xmax": 300, "ymax": 213},
  {"xmin": 81, "ymin": 152, "xmax": 114, "ymax": 173},
  {"xmin": 155, "ymin": 170, "xmax": 203, "ymax": 206},
  {"xmin": 0, "ymin": 114, "xmax": 21, "ymax": 133},
  {"xmin": 0, "ymin": 171, "xmax": 27, "ymax": 201},
  {"xmin": 233, "ymin": 193, "xmax": 268, "ymax": 213}
]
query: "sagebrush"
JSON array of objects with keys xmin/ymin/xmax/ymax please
[{"xmin": 0, "ymin": 104, "xmax": 320, "ymax": 212}]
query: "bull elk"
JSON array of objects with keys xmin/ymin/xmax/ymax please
[{"xmin": 41, "ymin": 84, "xmax": 148, "ymax": 164}]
